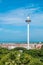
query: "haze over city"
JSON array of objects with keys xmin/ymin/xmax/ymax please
[{"xmin": 0, "ymin": 0, "xmax": 43, "ymax": 42}]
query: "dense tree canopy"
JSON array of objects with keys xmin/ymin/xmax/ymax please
[{"xmin": 0, "ymin": 47, "xmax": 43, "ymax": 65}]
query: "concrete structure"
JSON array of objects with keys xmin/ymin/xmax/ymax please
[{"xmin": 25, "ymin": 16, "xmax": 31, "ymax": 49}]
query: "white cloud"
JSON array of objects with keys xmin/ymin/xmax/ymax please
[
  {"xmin": 0, "ymin": 28, "xmax": 3, "ymax": 31},
  {"xmin": 0, "ymin": 7, "xmax": 40, "ymax": 25},
  {"xmin": 0, "ymin": 28, "xmax": 26, "ymax": 34},
  {"xmin": 30, "ymin": 13, "xmax": 43, "ymax": 27}
]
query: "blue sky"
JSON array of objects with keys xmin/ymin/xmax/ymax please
[{"xmin": 0, "ymin": 0, "xmax": 43, "ymax": 42}]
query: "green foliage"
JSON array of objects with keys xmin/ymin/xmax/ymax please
[
  {"xmin": 41, "ymin": 45, "xmax": 43, "ymax": 50},
  {"xmin": 0, "ymin": 47, "xmax": 43, "ymax": 65},
  {"xmin": 0, "ymin": 47, "xmax": 9, "ymax": 54},
  {"xmin": 29, "ymin": 58, "xmax": 43, "ymax": 65},
  {"xmin": 40, "ymin": 57, "xmax": 43, "ymax": 62},
  {"xmin": 20, "ymin": 53, "xmax": 31, "ymax": 64}
]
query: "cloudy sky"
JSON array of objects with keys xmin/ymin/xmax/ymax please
[{"xmin": 0, "ymin": 0, "xmax": 43, "ymax": 42}]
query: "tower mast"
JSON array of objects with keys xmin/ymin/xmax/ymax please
[{"xmin": 25, "ymin": 16, "xmax": 31, "ymax": 49}]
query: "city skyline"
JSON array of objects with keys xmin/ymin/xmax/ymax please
[{"xmin": 0, "ymin": 0, "xmax": 43, "ymax": 42}]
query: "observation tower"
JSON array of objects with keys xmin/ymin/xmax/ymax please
[{"xmin": 25, "ymin": 16, "xmax": 31, "ymax": 49}]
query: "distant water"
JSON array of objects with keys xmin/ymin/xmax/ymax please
[
  {"xmin": 0, "ymin": 41, "xmax": 42, "ymax": 44},
  {"xmin": 0, "ymin": 41, "xmax": 27, "ymax": 44}
]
